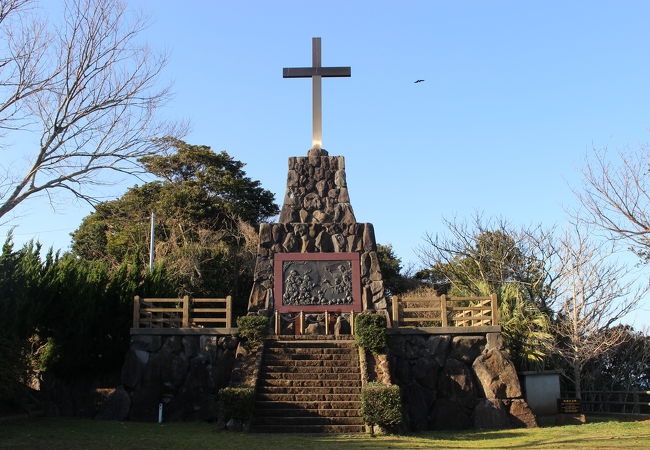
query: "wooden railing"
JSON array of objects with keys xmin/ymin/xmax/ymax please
[
  {"xmin": 391, "ymin": 293, "xmax": 499, "ymax": 328},
  {"xmin": 133, "ymin": 296, "xmax": 232, "ymax": 329},
  {"xmin": 567, "ymin": 391, "xmax": 650, "ymax": 415}
]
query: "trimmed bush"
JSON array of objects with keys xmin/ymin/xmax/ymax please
[
  {"xmin": 361, "ymin": 383, "xmax": 403, "ymax": 433},
  {"xmin": 236, "ymin": 315, "xmax": 268, "ymax": 350},
  {"xmin": 354, "ymin": 313, "xmax": 387, "ymax": 354},
  {"xmin": 219, "ymin": 387, "xmax": 255, "ymax": 420}
]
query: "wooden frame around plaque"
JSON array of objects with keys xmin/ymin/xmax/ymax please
[{"xmin": 273, "ymin": 252, "xmax": 362, "ymax": 313}]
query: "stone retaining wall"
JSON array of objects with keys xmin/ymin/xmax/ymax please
[
  {"xmin": 386, "ymin": 332, "xmax": 537, "ymax": 431},
  {"xmin": 115, "ymin": 334, "xmax": 239, "ymax": 421}
]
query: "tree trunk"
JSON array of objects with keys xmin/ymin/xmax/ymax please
[{"xmin": 573, "ymin": 363, "xmax": 582, "ymax": 399}]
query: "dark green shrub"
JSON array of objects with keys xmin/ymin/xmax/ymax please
[
  {"xmin": 0, "ymin": 335, "xmax": 30, "ymax": 402},
  {"xmin": 355, "ymin": 313, "xmax": 387, "ymax": 354},
  {"xmin": 236, "ymin": 315, "xmax": 268, "ymax": 350},
  {"xmin": 361, "ymin": 383, "xmax": 403, "ymax": 433},
  {"xmin": 219, "ymin": 387, "xmax": 255, "ymax": 420}
]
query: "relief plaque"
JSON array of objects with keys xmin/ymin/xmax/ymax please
[{"xmin": 274, "ymin": 253, "xmax": 362, "ymax": 312}]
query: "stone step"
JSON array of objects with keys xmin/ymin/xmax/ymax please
[
  {"xmin": 252, "ymin": 424, "xmax": 365, "ymax": 433},
  {"xmin": 254, "ymin": 408, "xmax": 361, "ymax": 418},
  {"xmin": 265, "ymin": 350, "xmax": 355, "ymax": 359},
  {"xmin": 266, "ymin": 341, "xmax": 355, "ymax": 348},
  {"xmin": 261, "ymin": 379, "xmax": 361, "ymax": 388},
  {"xmin": 258, "ymin": 386, "xmax": 361, "ymax": 395},
  {"xmin": 257, "ymin": 393, "xmax": 360, "ymax": 402},
  {"xmin": 262, "ymin": 372, "xmax": 360, "ymax": 381},
  {"xmin": 255, "ymin": 400, "xmax": 361, "ymax": 410},
  {"xmin": 263, "ymin": 365, "xmax": 359, "ymax": 374},
  {"xmin": 266, "ymin": 347, "xmax": 354, "ymax": 355},
  {"xmin": 268, "ymin": 335, "xmax": 355, "ymax": 341},
  {"xmin": 254, "ymin": 416, "xmax": 363, "ymax": 426},
  {"xmin": 262, "ymin": 359, "xmax": 358, "ymax": 367}
]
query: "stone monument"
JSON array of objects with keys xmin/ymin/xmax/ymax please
[{"xmin": 248, "ymin": 38, "xmax": 387, "ymax": 317}]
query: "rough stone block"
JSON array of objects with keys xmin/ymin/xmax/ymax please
[
  {"xmin": 472, "ymin": 349, "xmax": 522, "ymax": 399},
  {"xmin": 508, "ymin": 399, "xmax": 538, "ymax": 428},
  {"xmin": 486, "ymin": 332, "xmax": 504, "ymax": 351},
  {"xmin": 131, "ymin": 335, "xmax": 162, "ymax": 353},
  {"xmin": 95, "ymin": 386, "xmax": 131, "ymax": 421},
  {"xmin": 472, "ymin": 399, "xmax": 510, "ymax": 429},
  {"xmin": 451, "ymin": 336, "xmax": 485, "ymax": 364}
]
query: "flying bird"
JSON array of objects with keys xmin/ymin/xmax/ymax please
[{"xmin": 414, "ymin": 79, "xmax": 425, "ymax": 83}]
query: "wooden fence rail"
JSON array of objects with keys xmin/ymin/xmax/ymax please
[
  {"xmin": 566, "ymin": 391, "xmax": 650, "ymax": 415},
  {"xmin": 133, "ymin": 296, "xmax": 232, "ymax": 329},
  {"xmin": 392, "ymin": 293, "xmax": 499, "ymax": 328}
]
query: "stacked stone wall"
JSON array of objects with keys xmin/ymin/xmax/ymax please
[
  {"xmin": 279, "ymin": 154, "xmax": 355, "ymax": 224},
  {"xmin": 116, "ymin": 334, "xmax": 238, "ymax": 421},
  {"xmin": 387, "ymin": 332, "xmax": 537, "ymax": 431},
  {"xmin": 248, "ymin": 222, "xmax": 386, "ymax": 313}
]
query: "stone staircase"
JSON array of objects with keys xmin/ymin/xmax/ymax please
[{"xmin": 252, "ymin": 335, "xmax": 364, "ymax": 433}]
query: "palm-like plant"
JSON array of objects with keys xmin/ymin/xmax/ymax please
[{"xmin": 450, "ymin": 281, "xmax": 553, "ymax": 370}]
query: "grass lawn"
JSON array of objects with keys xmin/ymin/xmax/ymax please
[{"xmin": 0, "ymin": 416, "xmax": 649, "ymax": 449}]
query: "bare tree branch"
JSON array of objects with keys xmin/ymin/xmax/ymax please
[
  {"xmin": 576, "ymin": 146, "xmax": 650, "ymax": 261},
  {"xmin": 551, "ymin": 224, "xmax": 648, "ymax": 398},
  {"xmin": 0, "ymin": 0, "xmax": 183, "ymax": 221}
]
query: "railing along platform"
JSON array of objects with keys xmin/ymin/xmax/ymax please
[
  {"xmin": 392, "ymin": 293, "xmax": 499, "ymax": 329},
  {"xmin": 132, "ymin": 295, "xmax": 233, "ymax": 333}
]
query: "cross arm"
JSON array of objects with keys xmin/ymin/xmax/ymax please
[{"xmin": 283, "ymin": 67, "xmax": 351, "ymax": 78}]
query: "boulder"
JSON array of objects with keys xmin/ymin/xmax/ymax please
[
  {"xmin": 425, "ymin": 335, "xmax": 450, "ymax": 366},
  {"xmin": 412, "ymin": 357, "xmax": 438, "ymax": 390},
  {"xmin": 451, "ymin": 336, "xmax": 485, "ymax": 364},
  {"xmin": 304, "ymin": 323, "xmax": 324, "ymax": 335},
  {"xmin": 95, "ymin": 386, "xmax": 131, "ymax": 421},
  {"xmin": 508, "ymin": 399, "xmax": 538, "ymax": 428},
  {"xmin": 128, "ymin": 383, "xmax": 162, "ymax": 421},
  {"xmin": 334, "ymin": 316, "xmax": 351, "ymax": 335},
  {"xmin": 438, "ymin": 358, "xmax": 477, "ymax": 408},
  {"xmin": 226, "ymin": 418, "xmax": 243, "ymax": 432},
  {"xmin": 121, "ymin": 348, "xmax": 149, "ymax": 389},
  {"xmin": 432, "ymin": 398, "xmax": 471, "ymax": 430},
  {"xmin": 403, "ymin": 383, "xmax": 435, "ymax": 431},
  {"xmin": 472, "ymin": 349, "xmax": 522, "ymax": 399},
  {"xmin": 485, "ymin": 332, "xmax": 504, "ymax": 351},
  {"xmin": 472, "ymin": 399, "xmax": 510, "ymax": 429},
  {"xmin": 131, "ymin": 335, "xmax": 162, "ymax": 352}
]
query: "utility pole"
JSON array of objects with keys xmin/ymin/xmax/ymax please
[{"xmin": 149, "ymin": 212, "xmax": 155, "ymax": 273}]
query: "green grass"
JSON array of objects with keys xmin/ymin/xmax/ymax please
[{"xmin": 0, "ymin": 416, "xmax": 648, "ymax": 449}]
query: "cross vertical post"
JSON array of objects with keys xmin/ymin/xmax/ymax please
[
  {"xmin": 312, "ymin": 38, "xmax": 322, "ymax": 150},
  {"xmin": 283, "ymin": 37, "xmax": 351, "ymax": 151}
]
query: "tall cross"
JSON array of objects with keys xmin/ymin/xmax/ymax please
[{"xmin": 283, "ymin": 37, "xmax": 351, "ymax": 151}]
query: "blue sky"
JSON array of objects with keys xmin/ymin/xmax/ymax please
[{"xmin": 2, "ymin": 1, "xmax": 649, "ymax": 325}]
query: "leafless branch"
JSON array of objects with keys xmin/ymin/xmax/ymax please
[
  {"xmin": 0, "ymin": 0, "xmax": 183, "ymax": 221},
  {"xmin": 575, "ymin": 146, "xmax": 650, "ymax": 260}
]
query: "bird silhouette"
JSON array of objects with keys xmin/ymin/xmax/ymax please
[{"xmin": 414, "ymin": 79, "xmax": 425, "ymax": 83}]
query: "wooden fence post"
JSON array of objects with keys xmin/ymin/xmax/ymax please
[
  {"xmin": 392, "ymin": 296, "xmax": 400, "ymax": 328},
  {"xmin": 225, "ymin": 295, "xmax": 233, "ymax": 329},
  {"xmin": 133, "ymin": 295, "xmax": 141, "ymax": 328},
  {"xmin": 299, "ymin": 311, "xmax": 304, "ymax": 335},
  {"xmin": 350, "ymin": 311, "xmax": 355, "ymax": 335},
  {"xmin": 182, "ymin": 295, "xmax": 190, "ymax": 328},
  {"xmin": 325, "ymin": 311, "xmax": 329, "ymax": 335},
  {"xmin": 490, "ymin": 293, "xmax": 499, "ymax": 325},
  {"xmin": 440, "ymin": 295, "xmax": 448, "ymax": 327},
  {"xmin": 274, "ymin": 310, "xmax": 280, "ymax": 335}
]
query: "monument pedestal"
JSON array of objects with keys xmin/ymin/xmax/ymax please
[{"xmin": 248, "ymin": 152, "xmax": 387, "ymax": 315}]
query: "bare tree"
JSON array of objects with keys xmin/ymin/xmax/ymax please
[
  {"xmin": 0, "ymin": 0, "xmax": 177, "ymax": 221},
  {"xmin": 551, "ymin": 225, "xmax": 647, "ymax": 398},
  {"xmin": 576, "ymin": 147, "xmax": 650, "ymax": 261},
  {"xmin": 418, "ymin": 214, "xmax": 562, "ymax": 311}
]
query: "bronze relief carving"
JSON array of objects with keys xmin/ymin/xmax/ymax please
[{"xmin": 283, "ymin": 260, "xmax": 353, "ymax": 306}]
